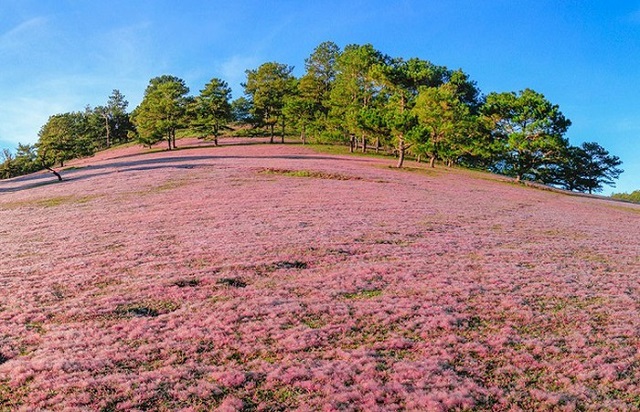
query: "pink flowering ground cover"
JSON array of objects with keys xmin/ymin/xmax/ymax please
[{"xmin": 1, "ymin": 138, "xmax": 639, "ymax": 411}]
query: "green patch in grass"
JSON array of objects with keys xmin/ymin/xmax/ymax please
[
  {"xmin": 25, "ymin": 321, "xmax": 45, "ymax": 334},
  {"xmin": 2, "ymin": 195, "xmax": 96, "ymax": 209},
  {"xmin": 342, "ymin": 289, "xmax": 383, "ymax": 300},
  {"xmin": 0, "ymin": 379, "xmax": 28, "ymax": 409},
  {"xmin": 300, "ymin": 313, "xmax": 326, "ymax": 329},
  {"xmin": 254, "ymin": 386, "xmax": 306, "ymax": 410},
  {"xmin": 37, "ymin": 196, "xmax": 74, "ymax": 207},
  {"xmin": 259, "ymin": 168, "xmax": 361, "ymax": 181},
  {"xmin": 155, "ymin": 179, "xmax": 188, "ymax": 191}
]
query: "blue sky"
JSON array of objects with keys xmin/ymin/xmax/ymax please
[{"xmin": 0, "ymin": 0, "xmax": 638, "ymax": 194}]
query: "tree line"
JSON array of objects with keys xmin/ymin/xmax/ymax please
[
  {"xmin": 0, "ymin": 90, "xmax": 132, "ymax": 180},
  {"xmin": 612, "ymin": 190, "xmax": 640, "ymax": 203},
  {"xmin": 0, "ymin": 41, "xmax": 626, "ymax": 195}
]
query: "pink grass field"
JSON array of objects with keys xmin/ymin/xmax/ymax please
[{"xmin": 1, "ymin": 138, "xmax": 639, "ymax": 411}]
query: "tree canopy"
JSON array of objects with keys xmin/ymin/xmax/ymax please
[
  {"xmin": 481, "ymin": 89, "xmax": 572, "ymax": 182},
  {"xmin": 243, "ymin": 62, "xmax": 296, "ymax": 143},
  {"xmin": 192, "ymin": 78, "xmax": 233, "ymax": 146},
  {"xmin": 552, "ymin": 142, "xmax": 623, "ymax": 193},
  {"xmin": 37, "ymin": 112, "xmax": 95, "ymax": 168},
  {"xmin": 94, "ymin": 89, "xmax": 133, "ymax": 148},
  {"xmin": 132, "ymin": 76, "xmax": 190, "ymax": 150}
]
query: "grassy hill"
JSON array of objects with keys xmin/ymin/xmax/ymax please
[{"xmin": 1, "ymin": 138, "xmax": 639, "ymax": 410}]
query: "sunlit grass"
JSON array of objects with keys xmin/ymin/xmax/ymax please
[
  {"xmin": 259, "ymin": 167, "xmax": 362, "ymax": 181},
  {"xmin": 1, "ymin": 195, "xmax": 96, "ymax": 209}
]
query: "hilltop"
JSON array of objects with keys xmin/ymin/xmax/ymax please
[{"xmin": 1, "ymin": 139, "xmax": 639, "ymax": 410}]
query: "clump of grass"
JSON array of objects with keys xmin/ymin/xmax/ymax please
[
  {"xmin": 301, "ymin": 314, "xmax": 326, "ymax": 329},
  {"xmin": 259, "ymin": 168, "xmax": 361, "ymax": 181},
  {"xmin": 217, "ymin": 277, "xmax": 247, "ymax": 288},
  {"xmin": 115, "ymin": 300, "xmax": 180, "ymax": 318},
  {"xmin": 172, "ymin": 278, "xmax": 200, "ymax": 288},
  {"xmin": 254, "ymin": 386, "xmax": 305, "ymax": 410},
  {"xmin": 118, "ymin": 306, "xmax": 159, "ymax": 318},
  {"xmin": 25, "ymin": 322, "xmax": 45, "ymax": 334},
  {"xmin": 328, "ymin": 248, "xmax": 355, "ymax": 256},
  {"xmin": 50, "ymin": 283, "xmax": 67, "ymax": 300},
  {"xmin": 272, "ymin": 260, "xmax": 308, "ymax": 270},
  {"xmin": 249, "ymin": 260, "xmax": 309, "ymax": 276}
]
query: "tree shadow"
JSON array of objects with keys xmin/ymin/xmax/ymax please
[{"xmin": 0, "ymin": 150, "xmax": 373, "ymax": 194}]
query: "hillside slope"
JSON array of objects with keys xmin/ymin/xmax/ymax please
[{"xmin": 1, "ymin": 139, "xmax": 639, "ymax": 410}]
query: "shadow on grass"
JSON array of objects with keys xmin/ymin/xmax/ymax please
[{"xmin": 0, "ymin": 143, "xmax": 375, "ymax": 194}]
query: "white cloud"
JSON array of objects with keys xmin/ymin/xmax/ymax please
[{"xmin": 0, "ymin": 17, "xmax": 48, "ymax": 50}]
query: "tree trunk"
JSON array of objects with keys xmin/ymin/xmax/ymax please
[
  {"xmin": 349, "ymin": 134, "xmax": 355, "ymax": 153},
  {"xmin": 103, "ymin": 113, "xmax": 111, "ymax": 148},
  {"xmin": 396, "ymin": 139, "xmax": 405, "ymax": 168},
  {"xmin": 429, "ymin": 156, "xmax": 436, "ymax": 168},
  {"xmin": 172, "ymin": 130, "xmax": 177, "ymax": 149},
  {"xmin": 301, "ymin": 124, "xmax": 307, "ymax": 145},
  {"xmin": 361, "ymin": 134, "xmax": 366, "ymax": 153},
  {"xmin": 270, "ymin": 124, "xmax": 275, "ymax": 144},
  {"xmin": 45, "ymin": 166, "xmax": 62, "ymax": 181},
  {"xmin": 375, "ymin": 136, "xmax": 380, "ymax": 153}
]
